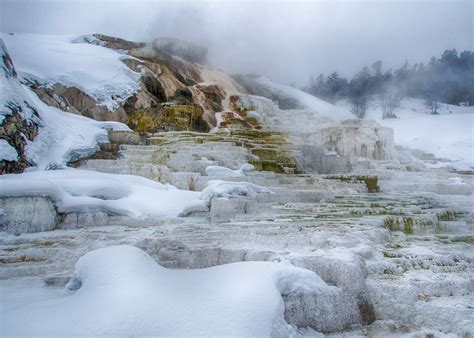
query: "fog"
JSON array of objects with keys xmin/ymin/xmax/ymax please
[{"xmin": 1, "ymin": 0, "xmax": 472, "ymax": 85}]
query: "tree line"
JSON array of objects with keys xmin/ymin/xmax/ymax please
[{"xmin": 305, "ymin": 49, "xmax": 474, "ymax": 118}]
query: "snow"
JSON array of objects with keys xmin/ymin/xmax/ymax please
[
  {"xmin": 1, "ymin": 33, "xmax": 141, "ymax": 110},
  {"xmin": 0, "ymin": 38, "xmax": 39, "ymax": 125},
  {"xmin": 338, "ymin": 98, "xmax": 474, "ymax": 169},
  {"xmin": 254, "ymin": 76, "xmax": 353, "ymax": 121},
  {"xmin": 1, "ymin": 245, "xmax": 335, "ymax": 336},
  {"xmin": 2, "ymin": 37, "xmax": 130, "ymax": 169},
  {"xmin": 0, "ymin": 139, "xmax": 18, "ymax": 161},
  {"xmin": 205, "ymin": 163, "xmax": 255, "ymax": 177},
  {"xmin": 22, "ymin": 84, "xmax": 129, "ymax": 169},
  {"xmin": 0, "ymin": 169, "xmax": 199, "ymax": 218},
  {"xmin": 181, "ymin": 179, "xmax": 272, "ymax": 215}
]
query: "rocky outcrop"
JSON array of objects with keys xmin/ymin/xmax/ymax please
[
  {"xmin": 308, "ymin": 119, "xmax": 396, "ymax": 161},
  {"xmin": 28, "ymin": 81, "xmax": 126, "ymax": 122},
  {"xmin": 125, "ymin": 104, "xmax": 209, "ymax": 133},
  {"xmin": 1, "ymin": 39, "xmax": 40, "ymax": 174}
]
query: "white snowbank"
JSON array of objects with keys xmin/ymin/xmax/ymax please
[
  {"xmin": 22, "ymin": 85, "xmax": 129, "ymax": 169},
  {"xmin": 339, "ymin": 98, "xmax": 474, "ymax": 169},
  {"xmin": 1, "ymin": 33, "xmax": 141, "ymax": 110},
  {"xmin": 205, "ymin": 163, "xmax": 255, "ymax": 177},
  {"xmin": 1, "ymin": 245, "xmax": 335, "ymax": 336},
  {"xmin": 0, "ymin": 139, "xmax": 18, "ymax": 161},
  {"xmin": 0, "ymin": 169, "xmax": 199, "ymax": 218},
  {"xmin": 255, "ymin": 76, "xmax": 353, "ymax": 121}
]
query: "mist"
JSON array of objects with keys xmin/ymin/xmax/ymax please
[{"xmin": 1, "ymin": 0, "xmax": 472, "ymax": 85}]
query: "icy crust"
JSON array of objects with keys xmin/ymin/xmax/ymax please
[
  {"xmin": 0, "ymin": 139, "xmax": 18, "ymax": 161},
  {"xmin": 1, "ymin": 33, "xmax": 141, "ymax": 111},
  {"xmin": 22, "ymin": 85, "xmax": 129, "ymax": 169},
  {"xmin": 2, "ymin": 245, "xmax": 335, "ymax": 336},
  {"xmin": 0, "ymin": 169, "xmax": 199, "ymax": 218}
]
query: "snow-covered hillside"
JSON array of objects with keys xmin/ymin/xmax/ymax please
[
  {"xmin": 1, "ymin": 37, "xmax": 129, "ymax": 170},
  {"xmin": 337, "ymin": 98, "xmax": 474, "ymax": 170},
  {"xmin": 1, "ymin": 33, "xmax": 141, "ymax": 110}
]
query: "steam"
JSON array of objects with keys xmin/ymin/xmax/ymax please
[{"xmin": 2, "ymin": 0, "xmax": 472, "ymax": 85}]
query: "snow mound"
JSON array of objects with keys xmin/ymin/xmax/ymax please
[
  {"xmin": 181, "ymin": 180, "xmax": 272, "ymax": 216},
  {"xmin": 0, "ymin": 169, "xmax": 199, "ymax": 218},
  {"xmin": 0, "ymin": 139, "xmax": 18, "ymax": 161},
  {"xmin": 2, "ymin": 245, "xmax": 335, "ymax": 336},
  {"xmin": 205, "ymin": 163, "xmax": 255, "ymax": 177},
  {"xmin": 254, "ymin": 76, "xmax": 353, "ymax": 121},
  {"xmin": 1, "ymin": 33, "xmax": 141, "ymax": 111},
  {"xmin": 22, "ymin": 84, "xmax": 129, "ymax": 169}
]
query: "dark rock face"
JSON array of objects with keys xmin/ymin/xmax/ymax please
[{"xmin": 0, "ymin": 109, "xmax": 39, "ymax": 174}]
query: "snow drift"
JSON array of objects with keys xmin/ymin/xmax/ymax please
[
  {"xmin": 0, "ymin": 169, "xmax": 199, "ymax": 218},
  {"xmin": 1, "ymin": 245, "xmax": 337, "ymax": 336}
]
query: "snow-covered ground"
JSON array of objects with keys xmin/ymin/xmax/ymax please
[
  {"xmin": 1, "ymin": 33, "xmax": 141, "ymax": 110},
  {"xmin": 1, "ymin": 245, "xmax": 333, "ymax": 336},
  {"xmin": 337, "ymin": 98, "xmax": 474, "ymax": 170}
]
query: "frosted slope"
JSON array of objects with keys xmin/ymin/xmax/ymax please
[
  {"xmin": 1, "ymin": 33, "xmax": 141, "ymax": 110},
  {"xmin": 0, "ymin": 169, "xmax": 199, "ymax": 218},
  {"xmin": 22, "ymin": 85, "xmax": 129, "ymax": 169},
  {"xmin": 255, "ymin": 76, "xmax": 353, "ymax": 121},
  {"xmin": 1, "ymin": 245, "xmax": 335, "ymax": 336}
]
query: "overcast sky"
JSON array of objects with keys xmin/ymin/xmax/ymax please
[{"xmin": 1, "ymin": 0, "xmax": 472, "ymax": 85}]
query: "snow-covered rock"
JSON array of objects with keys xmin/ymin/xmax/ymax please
[
  {"xmin": 1, "ymin": 245, "xmax": 338, "ymax": 336},
  {"xmin": 24, "ymin": 85, "xmax": 129, "ymax": 169},
  {"xmin": 1, "ymin": 37, "xmax": 130, "ymax": 171},
  {"xmin": 1, "ymin": 33, "xmax": 141, "ymax": 111},
  {"xmin": 0, "ymin": 169, "xmax": 199, "ymax": 226},
  {"xmin": 181, "ymin": 179, "xmax": 271, "ymax": 216},
  {"xmin": 0, "ymin": 139, "xmax": 18, "ymax": 161},
  {"xmin": 205, "ymin": 163, "xmax": 255, "ymax": 177}
]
